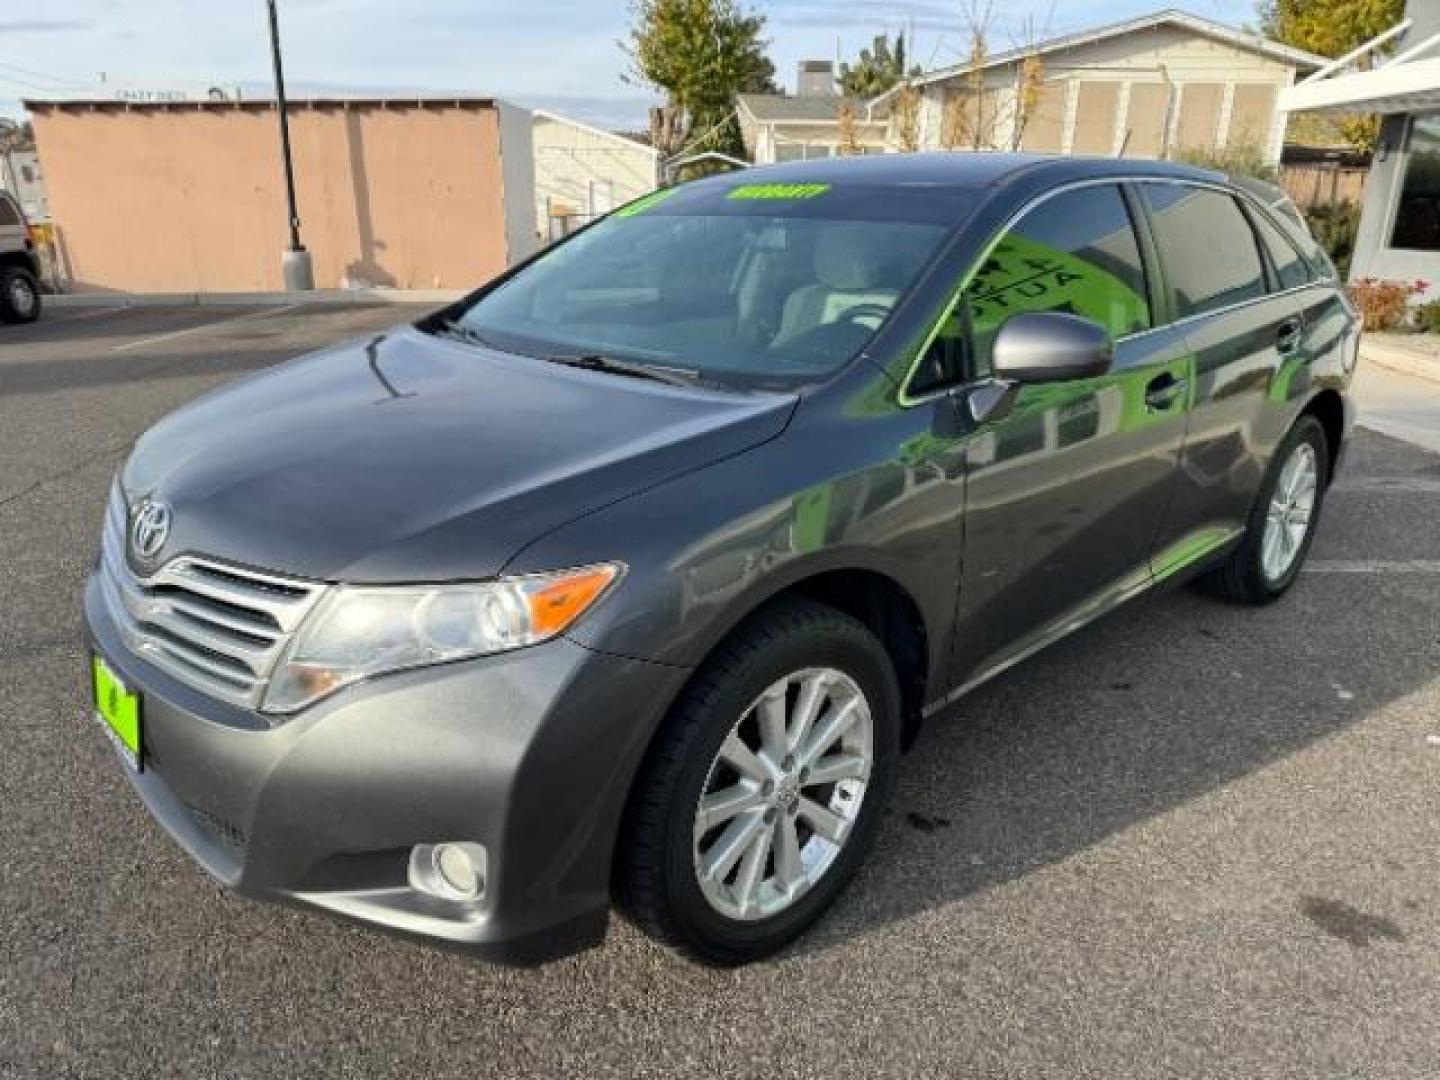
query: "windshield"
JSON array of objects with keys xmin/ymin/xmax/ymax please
[{"xmin": 437, "ymin": 180, "xmax": 966, "ymax": 390}]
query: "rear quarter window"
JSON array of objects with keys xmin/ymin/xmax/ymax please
[
  {"xmin": 0, "ymin": 197, "xmax": 19, "ymax": 228},
  {"xmin": 1250, "ymin": 207, "xmax": 1315, "ymax": 291},
  {"xmin": 1141, "ymin": 184, "xmax": 1267, "ymax": 319}
]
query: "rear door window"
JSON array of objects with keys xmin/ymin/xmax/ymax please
[
  {"xmin": 1249, "ymin": 207, "xmax": 1314, "ymax": 291},
  {"xmin": 1141, "ymin": 184, "xmax": 1267, "ymax": 319},
  {"xmin": 0, "ymin": 197, "xmax": 19, "ymax": 228}
]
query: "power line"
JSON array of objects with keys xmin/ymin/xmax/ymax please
[
  {"xmin": 0, "ymin": 55, "xmax": 98, "ymax": 90},
  {"xmin": 0, "ymin": 60, "xmax": 94, "ymax": 92}
]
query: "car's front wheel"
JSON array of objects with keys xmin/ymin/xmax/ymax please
[
  {"xmin": 1199, "ymin": 414, "xmax": 1329, "ymax": 603},
  {"xmin": 616, "ymin": 598, "xmax": 901, "ymax": 965},
  {"xmin": 0, "ymin": 266, "xmax": 41, "ymax": 324}
]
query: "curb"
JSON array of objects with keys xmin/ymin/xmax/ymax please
[
  {"xmin": 1360, "ymin": 338, "xmax": 1440, "ymax": 385},
  {"xmin": 44, "ymin": 288, "xmax": 465, "ymax": 309}
]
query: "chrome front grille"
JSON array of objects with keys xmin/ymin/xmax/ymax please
[{"xmin": 97, "ymin": 485, "xmax": 327, "ymax": 712}]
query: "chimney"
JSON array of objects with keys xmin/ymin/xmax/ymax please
[{"xmin": 797, "ymin": 60, "xmax": 835, "ymax": 98}]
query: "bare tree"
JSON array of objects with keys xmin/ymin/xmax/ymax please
[
  {"xmin": 837, "ymin": 100, "xmax": 863, "ymax": 156},
  {"xmin": 938, "ymin": 1, "xmax": 1052, "ymax": 152},
  {"xmin": 893, "ymin": 83, "xmax": 922, "ymax": 152},
  {"xmin": 0, "ymin": 118, "xmax": 35, "ymax": 154}
]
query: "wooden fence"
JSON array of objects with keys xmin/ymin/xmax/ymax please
[{"xmin": 1279, "ymin": 163, "xmax": 1369, "ymax": 209}]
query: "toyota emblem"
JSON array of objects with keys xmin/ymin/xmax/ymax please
[{"xmin": 130, "ymin": 499, "xmax": 173, "ymax": 562}]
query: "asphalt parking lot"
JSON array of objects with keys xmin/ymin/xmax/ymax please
[{"xmin": 2, "ymin": 304, "xmax": 1439, "ymax": 1079}]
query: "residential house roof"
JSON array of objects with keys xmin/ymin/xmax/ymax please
[
  {"xmin": 917, "ymin": 9, "xmax": 1323, "ymax": 86},
  {"xmin": 870, "ymin": 8, "xmax": 1326, "ymax": 111},
  {"xmin": 737, "ymin": 94, "xmax": 890, "ymax": 126}
]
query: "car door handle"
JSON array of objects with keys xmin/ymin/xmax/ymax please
[
  {"xmin": 1277, "ymin": 318, "xmax": 1304, "ymax": 354},
  {"xmin": 1144, "ymin": 372, "xmax": 1187, "ymax": 411}
]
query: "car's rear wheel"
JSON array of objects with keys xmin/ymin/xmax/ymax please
[
  {"xmin": 615, "ymin": 598, "xmax": 901, "ymax": 965},
  {"xmin": 1198, "ymin": 414, "xmax": 1329, "ymax": 604},
  {"xmin": 0, "ymin": 266, "xmax": 41, "ymax": 324}
]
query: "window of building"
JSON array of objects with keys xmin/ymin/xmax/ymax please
[
  {"xmin": 773, "ymin": 141, "xmax": 835, "ymax": 163},
  {"xmin": 1141, "ymin": 184, "xmax": 1266, "ymax": 318},
  {"xmin": 1390, "ymin": 114, "xmax": 1440, "ymax": 252}
]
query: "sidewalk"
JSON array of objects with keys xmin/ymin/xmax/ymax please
[
  {"xmin": 1362, "ymin": 333, "xmax": 1440, "ymax": 384},
  {"xmin": 45, "ymin": 287, "xmax": 466, "ymax": 309},
  {"xmin": 1353, "ymin": 354, "xmax": 1440, "ymax": 454}
]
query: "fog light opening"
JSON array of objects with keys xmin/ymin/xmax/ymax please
[{"xmin": 408, "ymin": 842, "xmax": 487, "ymax": 903}]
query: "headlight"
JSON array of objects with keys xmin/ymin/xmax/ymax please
[{"xmin": 263, "ymin": 563, "xmax": 622, "ymax": 713}]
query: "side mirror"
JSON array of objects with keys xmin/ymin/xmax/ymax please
[{"xmin": 991, "ymin": 312, "xmax": 1113, "ymax": 384}]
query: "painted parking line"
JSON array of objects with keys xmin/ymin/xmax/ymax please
[
  {"xmin": 1304, "ymin": 560, "xmax": 1440, "ymax": 574},
  {"xmin": 1332, "ymin": 477, "xmax": 1440, "ymax": 495},
  {"xmin": 108, "ymin": 305, "xmax": 298, "ymax": 353}
]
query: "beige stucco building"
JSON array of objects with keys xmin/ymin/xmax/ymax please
[
  {"xmin": 26, "ymin": 95, "xmax": 657, "ymax": 294},
  {"xmin": 741, "ymin": 10, "xmax": 1325, "ymax": 166}
]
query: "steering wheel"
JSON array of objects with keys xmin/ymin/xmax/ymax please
[{"xmin": 836, "ymin": 303, "xmax": 894, "ymax": 327}]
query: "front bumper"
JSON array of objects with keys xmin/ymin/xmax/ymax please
[{"xmin": 84, "ymin": 573, "xmax": 688, "ymax": 964}]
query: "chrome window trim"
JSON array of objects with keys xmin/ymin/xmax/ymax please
[{"xmin": 897, "ymin": 173, "xmax": 1338, "ymax": 408}]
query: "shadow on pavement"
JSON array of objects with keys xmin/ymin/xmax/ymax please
[{"xmin": 791, "ymin": 557, "xmax": 1438, "ymax": 958}]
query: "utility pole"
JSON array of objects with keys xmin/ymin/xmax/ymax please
[{"xmin": 266, "ymin": 0, "xmax": 313, "ymax": 290}]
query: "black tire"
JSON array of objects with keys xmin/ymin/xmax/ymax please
[
  {"xmin": 615, "ymin": 597, "xmax": 902, "ymax": 965},
  {"xmin": 1197, "ymin": 414, "xmax": 1329, "ymax": 604},
  {"xmin": 0, "ymin": 266, "xmax": 41, "ymax": 324}
]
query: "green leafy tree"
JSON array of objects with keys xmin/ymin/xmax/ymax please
[
  {"xmin": 1259, "ymin": 0, "xmax": 1404, "ymax": 58},
  {"xmin": 624, "ymin": 0, "xmax": 778, "ymax": 159},
  {"xmin": 838, "ymin": 33, "xmax": 921, "ymax": 98},
  {"xmin": 1260, "ymin": 0, "xmax": 1405, "ymax": 150}
]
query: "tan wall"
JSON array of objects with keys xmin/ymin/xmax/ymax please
[
  {"xmin": 1229, "ymin": 82, "xmax": 1278, "ymax": 149},
  {"xmin": 30, "ymin": 103, "xmax": 511, "ymax": 293},
  {"xmin": 1122, "ymin": 82, "xmax": 1169, "ymax": 157},
  {"xmin": 1072, "ymin": 82, "xmax": 1121, "ymax": 154},
  {"xmin": 1175, "ymin": 82, "xmax": 1225, "ymax": 151},
  {"xmin": 1020, "ymin": 82, "xmax": 1068, "ymax": 152}
]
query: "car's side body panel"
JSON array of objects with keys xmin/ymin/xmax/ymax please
[
  {"xmin": 510, "ymin": 387, "xmax": 967, "ymax": 703},
  {"xmin": 948, "ymin": 321, "xmax": 1194, "ymax": 689}
]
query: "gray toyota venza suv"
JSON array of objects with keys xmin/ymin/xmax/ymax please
[{"xmin": 87, "ymin": 155, "xmax": 1357, "ymax": 965}]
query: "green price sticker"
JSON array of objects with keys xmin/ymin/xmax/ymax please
[{"xmin": 727, "ymin": 183, "xmax": 832, "ymax": 201}]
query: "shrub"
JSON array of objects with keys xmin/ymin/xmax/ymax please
[
  {"xmin": 1347, "ymin": 278, "xmax": 1429, "ymax": 332},
  {"xmin": 1413, "ymin": 299, "xmax": 1440, "ymax": 335},
  {"xmin": 1304, "ymin": 200, "xmax": 1360, "ymax": 280},
  {"xmin": 1173, "ymin": 143, "xmax": 1278, "ymax": 183}
]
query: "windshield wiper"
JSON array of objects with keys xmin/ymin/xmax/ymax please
[
  {"xmin": 430, "ymin": 319, "xmax": 496, "ymax": 349},
  {"xmin": 542, "ymin": 353, "xmax": 700, "ymax": 387}
]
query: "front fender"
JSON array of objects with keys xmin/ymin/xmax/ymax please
[{"xmin": 503, "ymin": 400, "xmax": 967, "ymax": 702}]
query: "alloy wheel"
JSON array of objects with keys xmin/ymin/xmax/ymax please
[
  {"xmin": 9, "ymin": 276, "xmax": 36, "ymax": 319},
  {"xmin": 692, "ymin": 667, "xmax": 873, "ymax": 922},
  {"xmin": 1261, "ymin": 441, "xmax": 1318, "ymax": 584}
]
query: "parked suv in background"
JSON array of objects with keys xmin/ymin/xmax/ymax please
[
  {"xmin": 85, "ymin": 155, "xmax": 1357, "ymax": 966},
  {"xmin": 0, "ymin": 189, "xmax": 42, "ymax": 323}
]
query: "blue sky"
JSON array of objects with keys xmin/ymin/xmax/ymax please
[{"xmin": 0, "ymin": 1, "xmax": 1254, "ymax": 130}]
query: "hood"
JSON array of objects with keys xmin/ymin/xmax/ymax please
[{"xmin": 121, "ymin": 326, "xmax": 797, "ymax": 582}]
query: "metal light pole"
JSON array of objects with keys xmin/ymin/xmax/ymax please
[{"xmin": 266, "ymin": 0, "xmax": 313, "ymax": 290}]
